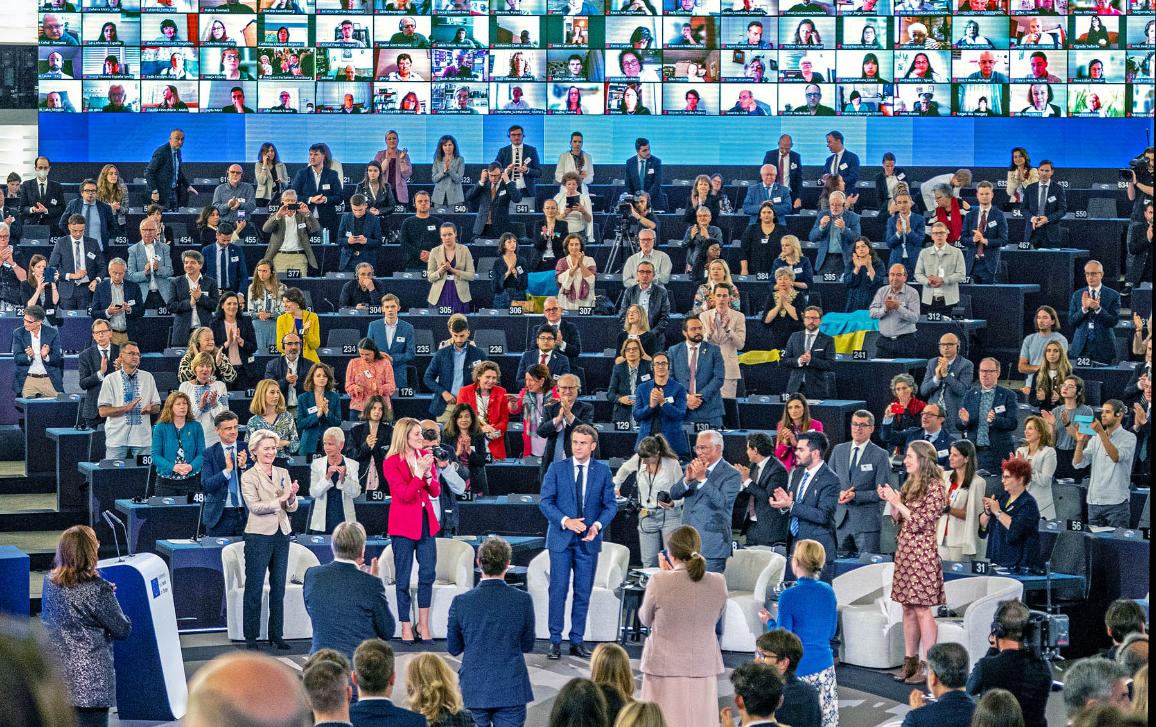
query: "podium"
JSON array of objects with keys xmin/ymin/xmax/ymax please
[{"xmin": 98, "ymin": 553, "xmax": 188, "ymax": 721}]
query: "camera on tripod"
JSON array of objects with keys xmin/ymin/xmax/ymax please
[
  {"xmin": 1024, "ymin": 610, "xmax": 1069, "ymax": 661},
  {"xmin": 617, "ymin": 192, "xmax": 640, "ymax": 219}
]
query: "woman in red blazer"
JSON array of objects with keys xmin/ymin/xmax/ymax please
[
  {"xmin": 383, "ymin": 417, "xmax": 440, "ymax": 643},
  {"xmin": 454, "ymin": 360, "xmax": 509, "ymax": 461}
]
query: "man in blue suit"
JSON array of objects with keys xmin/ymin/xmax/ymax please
[
  {"xmin": 447, "ymin": 536, "xmax": 536, "ymax": 727},
  {"xmin": 823, "ymin": 130, "xmax": 861, "ymax": 190},
  {"xmin": 424, "ymin": 317, "xmax": 483, "ymax": 422},
  {"xmin": 920, "ymin": 333, "xmax": 974, "ymax": 437},
  {"xmin": 671, "ymin": 429, "xmax": 743, "ymax": 572},
  {"xmin": 538, "ymin": 424, "xmax": 617, "ymax": 660},
  {"xmin": 1068, "ymin": 260, "xmax": 1121, "ymax": 365},
  {"xmin": 337, "ymin": 194, "xmax": 383, "ymax": 272},
  {"xmin": 303, "ymin": 522, "xmax": 395, "ymax": 659},
  {"xmin": 200, "ymin": 223, "xmax": 249, "ymax": 296},
  {"xmin": 881, "ymin": 404, "xmax": 953, "ymax": 467},
  {"xmin": 468, "ymin": 163, "xmax": 523, "ymax": 239},
  {"xmin": 961, "ymin": 182, "xmax": 1008, "ymax": 284},
  {"xmin": 742, "ymin": 164, "xmax": 793, "ymax": 220},
  {"xmin": 59, "ymin": 179, "xmax": 114, "ymax": 251},
  {"xmin": 291, "ymin": 143, "xmax": 343, "ymax": 238},
  {"xmin": 808, "ymin": 191, "xmax": 861, "ymax": 275},
  {"xmin": 349, "ymin": 640, "xmax": 424, "ymax": 727},
  {"xmin": 494, "ymin": 124, "xmax": 542, "ymax": 203},
  {"xmin": 763, "ymin": 134, "xmax": 803, "ymax": 212},
  {"xmin": 884, "ymin": 192, "xmax": 926, "ymax": 278},
  {"xmin": 200, "ymin": 412, "xmax": 250, "ymax": 536},
  {"xmin": 1021, "ymin": 161, "xmax": 1067, "ymax": 247},
  {"xmin": 771, "ymin": 431, "xmax": 840, "ymax": 567},
  {"xmin": 367, "ymin": 293, "xmax": 416, "ymax": 390},
  {"xmin": 515, "ymin": 324, "xmax": 570, "ymax": 383},
  {"xmin": 903, "ymin": 643, "xmax": 976, "ymax": 727},
  {"xmin": 632, "ymin": 352, "xmax": 691, "ymax": 459},
  {"xmin": 624, "ymin": 138, "xmax": 666, "ymax": 210},
  {"xmin": 956, "ymin": 359, "xmax": 1020, "ymax": 474},
  {"xmin": 11, "ymin": 305, "xmax": 63, "ymax": 398},
  {"xmin": 48, "ymin": 215, "xmax": 105, "ymax": 311},
  {"xmin": 667, "ymin": 318, "xmax": 725, "ymax": 427},
  {"xmin": 144, "ymin": 130, "xmax": 197, "ymax": 211}
]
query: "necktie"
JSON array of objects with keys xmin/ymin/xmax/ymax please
[
  {"xmin": 805, "ymin": 333, "xmax": 814, "ymax": 353},
  {"xmin": 688, "ymin": 346, "xmax": 698, "ymax": 394},
  {"xmin": 172, "ymin": 151, "xmax": 180, "ymax": 189},
  {"xmin": 74, "ymin": 240, "xmax": 85, "ymax": 274},
  {"xmin": 1038, "ymin": 184, "xmax": 1046, "ymax": 213},
  {"xmin": 779, "ymin": 154, "xmax": 788, "ymax": 185},
  {"xmin": 513, "ymin": 147, "xmax": 522, "ymax": 177},
  {"xmin": 540, "ymin": 351, "xmax": 548, "ymax": 366},
  {"xmin": 639, "ymin": 158, "xmax": 647, "ymax": 182},
  {"xmin": 218, "ymin": 247, "xmax": 228, "ymax": 290},
  {"xmin": 746, "ymin": 460, "xmax": 761, "ymax": 518},
  {"xmin": 574, "ymin": 463, "xmax": 585, "ymax": 514},
  {"xmin": 84, "ymin": 203, "xmax": 94, "ymax": 239},
  {"xmin": 1091, "ymin": 288, "xmax": 1098, "ymax": 301},
  {"xmin": 849, "ymin": 446, "xmax": 860, "ymax": 473},
  {"xmin": 39, "ymin": 182, "xmax": 45, "ymax": 199},
  {"xmin": 101, "ymin": 348, "xmax": 108, "ymax": 366},
  {"xmin": 830, "ymin": 153, "xmax": 839, "ymax": 177},
  {"xmin": 977, "ymin": 389, "xmax": 995, "ymax": 447},
  {"xmin": 227, "ymin": 446, "xmax": 241, "ymax": 506},
  {"xmin": 977, "ymin": 208, "xmax": 988, "ymax": 256},
  {"xmin": 790, "ymin": 470, "xmax": 811, "ymax": 536},
  {"xmin": 927, "ymin": 432, "xmax": 935, "ymax": 442}
]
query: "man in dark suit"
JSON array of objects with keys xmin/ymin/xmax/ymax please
[
  {"xmin": 20, "ymin": 157, "xmax": 66, "ymax": 234},
  {"xmin": 265, "ymin": 332, "xmax": 308, "ymax": 408},
  {"xmin": 59, "ymin": 179, "xmax": 114, "ymax": 251},
  {"xmin": 823, "ymin": 130, "xmax": 861, "ymax": 190},
  {"xmin": 956, "ymin": 359, "xmax": 1020, "ymax": 473},
  {"xmin": 367, "ymin": 294, "xmax": 416, "ymax": 391},
  {"xmin": 11, "ymin": 305, "xmax": 63, "ymax": 398},
  {"xmin": 538, "ymin": 424, "xmax": 617, "ymax": 659},
  {"xmin": 303, "ymin": 522, "xmax": 395, "ymax": 659},
  {"xmin": 493, "ymin": 124, "xmax": 542, "ymax": 203},
  {"xmin": 77, "ymin": 320, "xmax": 118, "ymax": 429},
  {"xmin": 515, "ymin": 324, "xmax": 571, "ymax": 383},
  {"xmin": 89, "ymin": 258, "xmax": 144, "ymax": 345},
  {"xmin": 781, "ymin": 306, "xmax": 836, "ymax": 399},
  {"xmin": 882, "ymin": 403, "xmax": 953, "ymax": 467},
  {"xmin": 920, "ymin": 333, "xmax": 974, "ymax": 436},
  {"xmin": 830, "ymin": 411, "xmax": 890, "ymax": 557},
  {"xmin": 48, "ymin": 214, "xmax": 105, "ymax": 311},
  {"xmin": 771, "ymin": 431, "xmax": 839, "ymax": 566},
  {"xmin": 1020, "ymin": 161, "xmax": 1067, "ymax": 247},
  {"xmin": 424, "ymin": 318, "xmax": 484, "ymax": 423},
  {"xmin": 169, "ymin": 250, "xmax": 220, "ymax": 346},
  {"xmin": 736, "ymin": 432, "xmax": 790, "ymax": 547},
  {"xmin": 200, "ymin": 412, "xmax": 250, "ymax": 537},
  {"xmin": 874, "ymin": 153, "xmax": 908, "ymax": 215},
  {"xmin": 617, "ymin": 261, "xmax": 671, "ymax": 342},
  {"xmin": 349, "ymin": 640, "xmax": 424, "ymax": 727},
  {"xmin": 756, "ymin": 630, "xmax": 823, "ymax": 727},
  {"xmin": 537, "ymin": 373, "xmax": 594, "ymax": 473},
  {"xmin": 671, "ymin": 429, "xmax": 743, "ymax": 572},
  {"xmin": 291, "ymin": 143, "xmax": 344, "ymax": 238},
  {"xmin": 624, "ymin": 137, "xmax": 666, "ymax": 210},
  {"xmin": 336, "ymin": 195, "xmax": 383, "ymax": 273},
  {"xmin": 303, "ymin": 658, "xmax": 354, "ymax": 727},
  {"xmin": 541, "ymin": 298, "xmax": 582, "ymax": 363},
  {"xmin": 1068, "ymin": 259, "xmax": 1121, "ymax": 365},
  {"xmin": 763, "ymin": 134, "xmax": 804, "ymax": 212},
  {"xmin": 469, "ymin": 163, "xmax": 524, "ymax": 240},
  {"xmin": 742, "ymin": 164, "xmax": 793, "ymax": 219},
  {"xmin": 144, "ymin": 130, "xmax": 197, "ymax": 211},
  {"xmin": 200, "ymin": 223, "xmax": 250, "ymax": 296},
  {"xmin": 667, "ymin": 318, "xmax": 725, "ymax": 427},
  {"xmin": 961, "ymin": 182, "xmax": 1008, "ymax": 284},
  {"xmin": 447, "ymin": 536, "xmax": 536, "ymax": 725},
  {"xmin": 903, "ymin": 643, "xmax": 976, "ymax": 727}
]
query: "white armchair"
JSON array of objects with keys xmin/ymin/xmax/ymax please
[
  {"xmin": 720, "ymin": 548, "xmax": 786, "ymax": 653},
  {"xmin": 526, "ymin": 543, "xmax": 630, "ymax": 643},
  {"xmin": 379, "ymin": 538, "xmax": 475, "ymax": 639},
  {"xmin": 222, "ymin": 541, "xmax": 319, "ymax": 642},
  {"xmin": 934, "ymin": 576, "xmax": 1023, "ymax": 669},
  {"xmin": 833, "ymin": 563, "xmax": 905, "ymax": 668}
]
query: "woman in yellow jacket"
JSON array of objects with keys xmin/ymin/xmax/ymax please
[{"xmin": 275, "ymin": 287, "xmax": 321, "ymax": 364}]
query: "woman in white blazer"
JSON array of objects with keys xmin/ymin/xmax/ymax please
[
  {"xmin": 1015, "ymin": 415, "xmax": 1057, "ymax": 521},
  {"xmin": 937, "ymin": 439, "xmax": 987, "ymax": 561},
  {"xmin": 308, "ymin": 426, "xmax": 361, "ymax": 533},
  {"xmin": 555, "ymin": 142, "xmax": 593, "ymax": 194}
]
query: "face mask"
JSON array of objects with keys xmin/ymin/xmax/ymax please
[{"xmin": 35, "ymin": 170, "xmax": 49, "ymax": 181}]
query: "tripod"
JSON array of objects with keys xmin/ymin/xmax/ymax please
[{"xmin": 604, "ymin": 223, "xmax": 639, "ymax": 275}]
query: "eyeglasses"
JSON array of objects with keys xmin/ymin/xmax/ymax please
[
  {"xmin": 652, "ymin": 361, "xmax": 670, "ymax": 367},
  {"xmin": 850, "ymin": 422, "xmax": 872, "ymax": 428},
  {"xmin": 979, "ymin": 369, "xmax": 999, "ymax": 374},
  {"xmin": 755, "ymin": 650, "xmax": 779, "ymax": 661},
  {"xmin": 938, "ymin": 342, "xmax": 958, "ymax": 347}
]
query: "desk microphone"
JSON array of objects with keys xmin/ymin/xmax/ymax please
[
  {"xmin": 192, "ymin": 492, "xmax": 206, "ymax": 543},
  {"xmin": 101, "ymin": 510, "xmax": 129, "ymax": 560}
]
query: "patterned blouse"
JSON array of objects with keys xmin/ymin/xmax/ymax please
[{"xmin": 247, "ymin": 412, "xmax": 299, "ymax": 457}]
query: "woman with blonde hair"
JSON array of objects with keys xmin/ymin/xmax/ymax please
[
  {"xmin": 613, "ymin": 701, "xmax": 667, "ymax": 727},
  {"xmin": 591, "ymin": 642, "xmax": 635, "ymax": 722},
  {"xmin": 405, "ymin": 653, "xmax": 473, "ymax": 726},
  {"xmin": 247, "ymin": 377, "xmax": 299, "ymax": 457},
  {"xmin": 1028, "ymin": 340, "xmax": 1071, "ymax": 409},
  {"xmin": 778, "ymin": 538, "xmax": 839, "ymax": 727},
  {"xmin": 771, "ymin": 234, "xmax": 814, "ymax": 290},
  {"xmin": 96, "ymin": 163, "xmax": 128, "ymax": 229},
  {"xmin": 1131, "ymin": 664, "xmax": 1148, "ymax": 721},
  {"xmin": 1015, "ymin": 415, "xmax": 1057, "ymax": 520},
  {"xmin": 616, "ymin": 304, "xmax": 658, "ymax": 358},
  {"xmin": 691, "ymin": 259, "xmax": 741, "ymax": 316},
  {"xmin": 877, "ymin": 440, "xmax": 946, "ymax": 685}
]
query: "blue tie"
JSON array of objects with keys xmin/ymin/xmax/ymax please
[
  {"xmin": 574, "ymin": 463, "xmax": 585, "ymax": 517},
  {"xmin": 84, "ymin": 203, "xmax": 97, "ymax": 246},
  {"xmin": 172, "ymin": 150, "xmax": 180, "ymax": 190},
  {"xmin": 790, "ymin": 470, "xmax": 811, "ymax": 536},
  {"xmin": 227, "ymin": 446, "xmax": 241, "ymax": 507}
]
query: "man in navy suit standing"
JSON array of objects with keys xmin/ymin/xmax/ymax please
[
  {"xmin": 349, "ymin": 640, "xmax": 424, "ymax": 727},
  {"xmin": 493, "ymin": 125, "xmax": 541, "ymax": 205},
  {"xmin": 11, "ymin": 305, "xmax": 63, "ymax": 398},
  {"xmin": 201, "ymin": 222, "xmax": 250, "ymax": 297},
  {"xmin": 1021, "ymin": 160, "xmax": 1067, "ymax": 247},
  {"xmin": 763, "ymin": 134, "xmax": 804, "ymax": 211},
  {"xmin": 291, "ymin": 143, "xmax": 344, "ymax": 239},
  {"xmin": 48, "ymin": 214, "xmax": 105, "ymax": 311},
  {"xmin": 822, "ymin": 130, "xmax": 861, "ymax": 193},
  {"xmin": 447, "ymin": 536, "xmax": 536, "ymax": 727},
  {"xmin": 145, "ymin": 129, "xmax": 197, "ymax": 211},
  {"xmin": 200, "ymin": 412, "xmax": 250, "ymax": 536},
  {"xmin": 903, "ymin": 643, "xmax": 976, "ymax": 727},
  {"xmin": 882, "ymin": 404, "xmax": 953, "ymax": 467},
  {"xmin": 303, "ymin": 522, "xmax": 395, "ymax": 659},
  {"xmin": 515, "ymin": 324, "xmax": 570, "ymax": 382},
  {"xmin": 1068, "ymin": 259, "xmax": 1121, "ymax": 365},
  {"xmin": 956, "ymin": 359, "xmax": 1020, "ymax": 474},
  {"xmin": 59, "ymin": 179, "xmax": 113, "ymax": 251},
  {"xmin": 961, "ymin": 181, "xmax": 1008, "ymax": 284},
  {"xmin": 367, "ymin": 293, "xmax": 416, "ymax": 390},
  {"xmin": 624, "ymin": 137, "xmax": 666, "ymax": 210},
  {"xmin": 667, "ymin": 318, "xmax": 726, "ymax": 428},
  {"xmin": 538, "ymin": 424, "xmax": 617, "ymax": 660},
  {"xmin": 771, "ymin": 431, "xmax": 840, "ymax": 568}
]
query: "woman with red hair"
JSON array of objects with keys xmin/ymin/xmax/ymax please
[{"xmin": 979, "ymin": 457, "xmax": 1041, "ymax": 571}]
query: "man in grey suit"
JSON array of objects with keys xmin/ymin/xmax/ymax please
[
  {"xmin": 126, "ymin": 217, "xmax": 174, "ymax": 308},
  {"xmin": 771, "ymin": 431, "xmax": 840, "ymax": 569},
  {"xmin": 668, "ymin": 318, "xmax": 726, "ymax": 427},
  {"xmin": 618, "ymin": 261, "xmax": 671, "ymax": 342},
  {"xmin": 919, "ymin": 333, "xmax": 973, "ymax": 436},
  {"xmin": 670, "ymin": 429, "xmax": 742, "ymax": 573},
  {"xmin": 831, "ymin": 410, "xmax": 890, "ymax": 557},
  {"xmin": 736, "ymin": 432, "xmax": 790, "ymax": 547}
]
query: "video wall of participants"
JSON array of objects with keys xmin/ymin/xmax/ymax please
[{"xmin": 37, "ymin": 0, "xmax": 1154, "ymax": 116}]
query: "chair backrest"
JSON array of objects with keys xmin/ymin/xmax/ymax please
[
  {"xmin": 1086, "ymin": 197, "xmax": 1117, "ymax": 218},
  {"xmin": 724, "ymin": 548, "xmax": 783, "ymax": 594},
  {"xmin": 1083, "ymin": 379, "xmax": 1103, "ymax": 407},
  {"xmin": 472, "ymin": 329, "xmax": 509, "ymax": 357},
  {"xmin": 832, "ymin": 562, "xmax": 891, "ymax": 606},
  {"xmin": 1047, "ymin": 530, "xmax": 1090, "ymax": 600},
  {"xmin": 592, "ymin": 543, "xmax": 630, "ymax": 590},
  {"xmin": 1052, "ymin": 481, "xmax": 1087, "ymax": 523},
  {"xmin": 476, "ymin": 257, "xmax": 497, "ymax": 281},
  {"xmin": 434, "ymin": 539, "xmax": 475, "ymax": 587},
  {"xmin": 326, "ymin": 328, "xmax": 362, "ymax": 349},
  {"xmin": 23, "ymin": 225, "xmax": 51, "ymax": 242},
  {"xmin": 413, "ymin": 328, "xmax": 434, "ymax": 354},
  {"xmin": 723, "ymin": 398, "xmax": 742, "ymax": 430},
  {"xmin": 222, "ymin": 541, "xmax": 246, "ymax": 590}
]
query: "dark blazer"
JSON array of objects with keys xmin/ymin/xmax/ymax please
[
  {"xmin": 762, "ymin": 149, "xmax": 803, "ymax": 204},
  {"xmin": 740, "ymin": 455, "xmax": 790, "ymax": 546},
  {"xmin": 337, "ymin": 212, "xmax": 383, "ymax": 271},
  {"xmin": 618, "ymin": 284, "xmax": 671, "ymax": 341},
  {"xmin": 961, "ymin": 206, "xmax": 1008, "ymax": 282},
  {"xmin": 884, "ymin": 213, "xmax": 927, "ymax": 273},
  {"xmin": 296, "ymin": 390, "xmax": 342, "ymax": 456},
  {"xmin": 515, "ymin": 347, "xmax": 570, "ymax": 384},
  {"xmin": 901, "ymin": 690, "xmax": 976, "ymax": 727},
  {"xmin": 624, "ymin": 154, "xmax": 666, "ymax": 209},
  {"xmin": 494, "ymin": 143, "xmax": 542, "ymax": 198},
  {"xmin": 467, "ymin": 180, "xmax": 523, "ymax": 237},
  {"xmin": 874, "ymin": 169, "xmax": 909, "ymax": 213},
  {"xmin": 19, "ymin": 179, "xmax": 66, "ymax": 230},
  {"xmin": 367, "ymin": 318, "xmax": 416, "ymax": 390},
  {"xmin": 667, "ymin": 341, "xmax": 725, "ymax": 423},
  {"xmin": 264, "ymin": 355, "xmax": 308, "ymax": 402},
  {"xmin": 350, "ymin": 698, "xmax": 425, "ymax": 727},
  {"xmin": 355, "ymin": 181, "xmax": 396, "ymax": 214},
  {"xmin": 290, "ymin": 166, "xmax": 344, "ymax": 232},
  {"xmin": 1021, "ymin": 181, "xmax": 1067, "ymax": 245},
  {"xmin": 919, "ymin": 356, "xmax": 974, "ymax": 432},
  {"xmin": 533, "ymin": 219, "xmax": 569, "ymax": 267},
  {"xmin": 88, "ymin": 280, "xmax": 145, "ymax": 326},
  {"xmin": 169, "ymin": 275, "xmax": 220, "ymax": 346},
  {"xmin": 144, "ymin": 142, "xmax": 189, "ymax": 209},
  {"xmin": 48, "ymin": 235, "xmax": 105, "ymax": 302},
  {"xmin": 829, "ymin": 441, "xmax": 889, "ymax": 535},
  {"xmin": 670, "ymin": 459, "xmax": 743, "ymax": 559},
  {"xmin": 303, "ymin": 560, "xmax": 395, "ymax": 658},
  {"xmin": 786, "ymin": 463, "xmax": 841, "ymax": 560},
  {"xmin": 881, "ymin": 425, "xmax": 952, "ymax": 467},
  {"xmin": 78, "ymin": 343, "xmax": 119, "ymax": 423},
  {"xmin": 424, "ymin": 343, "xmax": 484, "ymax": 417},
  {"xmin": 447, "ymin": 579, "xmax": 536, "ymax": 709},
  {"xmin": 1068, "ymin": 285, "xmax": 1121, "ymax": 365},
  {"xmin": 345, "ymin": 421, "xmax": 391, "ymax": 490},
  {"xmin": 536, "ymin": 399, "xmax": 595, "ymax": 471},
  {"xmin": 956, "ymin": 386, "xmax": 1020, "ymax": 461},
  {"xmin": 492, "ymin": 254, "xmax": 529, "ymax": 298},
  {"xmin": 631, "ymin": 377, "xmax": 689, "ymax": 457},
  {"xmin": 781, "ymin": 330, "xmax": 836, "ymax": 399},
  {"xmin": 607, "ymin": 360, "xmax": 653, "ymax": 423},
  {"xmin": 59, "ymin": 198, "xmax": 114, "ymax": 247},
  {"xmin": 201, "ymin": 242, "xmax": 250, "ymax": 294},
  {"xmin": 200, "ymin": 441, "xmax": 251, "ymax": 532},
  {"xmin": 779, "ymin": 672, "xmax": 823, "ymax": 727},
  {"xmin": 209, "ymin": 313, "xmax": 258, "ymax": 365},
  {"xmin": 540, "ymin": 457, "xmax": 617, "ymax": 554},
  {"xmin": 538, "ymin": 318, "xmax": 582, "ymax": 362},
  {"xmin": 11, "ymin": 323, "xmax": 64, "ymax": 394},
  {"xmin": 823, "ymin": 149, "xmax": 861, "ymax": 189}
]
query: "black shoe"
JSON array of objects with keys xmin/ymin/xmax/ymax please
[
  {"xmin": 547, "ymin": 643, "xmax": 561, "ymax": 660},
  {"xmin": 569, "ymin": 644, "xmax": 592, "ymax": 658},
  {"xmin": 268, "ymin": 638, "xmax": 291, "ymax": 651},
  {"xmin": 245, "ymin": 640, "xmax": 259, "ymax": 650}
]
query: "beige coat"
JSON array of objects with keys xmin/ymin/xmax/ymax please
[
  {"xmin": 241, "ymin": 465, "xmax": 298, "ymax": 535},
  {"xmin": 426, "ymin": 244, "xmax": 476, "ymax": 305},
  {"xmin": 699, "ymin": 307, "xmax": 746, "ymax": 380},
  {"xmin": 936, "ymin": 473, "xmax": 987, "ymax": 558},
  {"xmin": 639, "ymin": 567, "xmax": 727, "ymax": 677}
]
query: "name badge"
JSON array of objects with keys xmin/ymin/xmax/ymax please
[
  {"xmin": 126, "ymin": 300, "xmax": 136, "ymax": 306},
  {"xmin": 321, "ymin": 184, "xmax": 331, "ymax": 191},
  {"xmin": 988, "ymin": 220, "xmax": 997, "ymax": 228},
  {"xmin": 937, "ymin": 449, "xmax": 949, "ymax": 458},
  {"xmin": 498, "ymin": 190, "xmax": 506, "ymax": 197},
  {"xmin": 994, "ymin": 405, "xmax": 1006, "ymax": 414},
  {"xmin": 307, "ymin": 405, "xmax": 318, "ymax": 414},
  {"xmin": 839, "ymin": 163, "xmax": 848, "ymax": 170},
  {"xmin": 664, "ymin": 396, "xmax": 674, "ymax": 404},
  {"xmin": 860, "ymin": 463, "xmax": 873, "ymax": 472},
  {"xmin": 640, "ymin": 373, "xmax": 651, "ymax": 382},
  {"xmin": 86, "ymin": 252, "xmax": 96, "ymax": 260},
  {"xmin": 793, "ymin": 267, "xmax": 803, "ymax": 274},
  {"xmin": 897, "ymin": 173, "xmax": 906, "ymax": 180},
  {"xmin": 772, "ymin": 197, "xmax": 782, "ymax": 203},
  {"xmin": 515, "ymin": 266, "xmax": 523, "ymax": 274},
  {"xmin": 297, "ymin": 222, "xmax": 307, "ymax": 229},
  {"xmin": 50, "ymin": 198, "xmax": 58, "ymax": 205},
  {"xmin": 395, "ymin": 336, "xmax": 405, "ymax": 342},
  {"xmin": 761, "ymin": 237, "xmax": 769, "ymax": 244},
  {"xmin": 1047, "ymin": 196, "xmax": 1056, "ymax": 203},
  {"xmin": 364, "ymin": 370, "xmax": 373, "ymax": 379},
  {"xmin": 231, "ymin": 256, "xmax": 239, "ymax": 262},
  {"xmin": 647, "ymin": 168, "xmax": 655, "ymax": 175},
  {"xmin": 790, "ymin": 163, "xmax": 798, "ymax": 170}
]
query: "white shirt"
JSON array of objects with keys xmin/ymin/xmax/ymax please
[
  {"xmin": 97, "ymin": 369, "xmax": 161, "ymax": 448},
  {"xmin": 282, "ymin": 213, "xmax": 302, "ymax": 252},
  {"xmin": 186, "ymin": 274, "xmax": 203, "ymax": 328},
  {"xmin": 28, "ymin": 329, "xmax": 47, "ymax": 375},
  {"xmin": 563, "ymin": 457, "xmax": 595, "ymax": 528}
]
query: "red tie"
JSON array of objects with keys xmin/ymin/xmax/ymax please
[{"xmin": 540, "ymin": 352, "xmax": 548, "ymax": 366}]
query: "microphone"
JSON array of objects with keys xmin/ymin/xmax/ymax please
[
  {"xmin": 192, "ymin": 490, "xmax": 206, "ymax": 543},
  {"xmin": 102, "ymin": 510, "xmax": 131, "ymax": 560}
]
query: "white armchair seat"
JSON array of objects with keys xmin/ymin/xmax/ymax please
[
  {"xmin": 833, "ymin": 563, "xmax": 904, "ymax": 668},
  {"xmin": 379, "ymin": 538, "xmax": 476, "ymax": 638},
  {"xmin": 934, "ymin": 576, "xmax": 1023, "ymax": 669},
  {"xmin": 526, "ymin": 543, "xmax": 630, "ymax": 643},
  {"xmin": 222, "ymin": 541, "xmax": 319, "ymax": 642},
  {"xmin": 720, "ymin": 548, "xmax": 786, "ymax": 653}
]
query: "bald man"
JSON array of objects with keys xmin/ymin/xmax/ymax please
[
  {"xmin": 186, "ymin": 652, "xmax": 311, "ymax": 727},
  {"xmin": 965, "ymin": 51, "xmax": 1010, "ymax": 83},
  {"xmin": 920, "ymin": 333, "xmax": 974, "ymax": 435}
]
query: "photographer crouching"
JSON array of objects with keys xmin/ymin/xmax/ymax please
[
  {"xmin": 965, "ymin": 599, "xmax": 1053, "ymax": 727},
  {"xmin": 419, "ymin": 419, "xmax": 469, "ymax": 537}
]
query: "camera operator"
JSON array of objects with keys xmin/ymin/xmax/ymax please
[
  {"xmin": 605, "ymin": 192, "xmax": 657, "ymax": 241},
  {"xmin": 419, "ymin": 419, "xmax": 468, "ymax": 537},
  {"xmin": 1126, "ymin": 147, "xmax": 1153, "ymax": 223},
  {"xmin": 965, "ymin": 599, "xmax": 1052, "ymax": 727}
]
